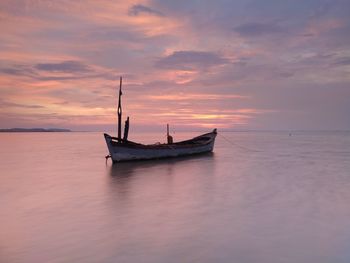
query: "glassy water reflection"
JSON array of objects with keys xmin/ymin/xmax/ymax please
[{"xmin": 1, "ymin": 132, "xmax": 350, "ymax": 263}]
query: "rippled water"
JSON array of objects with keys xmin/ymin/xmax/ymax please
[{"xmin": 1, "ymin": 131, "xmax": 350, "ymax": 263}]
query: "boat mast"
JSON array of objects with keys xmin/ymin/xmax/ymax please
[{"xmin": 117, "ymin": 76, "xmax": 122, "ymax": 141}]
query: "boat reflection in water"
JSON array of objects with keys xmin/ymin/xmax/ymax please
[
  {"xmin": 108, "ymin": 151, "xmax": 215, "ymax": 178},
  {"xmin": 105, "ymin": 151, "xmax": 216, "ymax": 214}
]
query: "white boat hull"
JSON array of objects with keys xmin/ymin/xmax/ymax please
[{"xmin": 104, "ymin": 130, "xmax": 217, "ymax": 162}]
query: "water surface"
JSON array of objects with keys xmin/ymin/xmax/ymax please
[{"xmin": 1, "ymin": 131, "xmax": 350, "ymax": 263}]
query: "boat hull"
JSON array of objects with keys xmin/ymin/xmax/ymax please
[{"xmin": 104, "ymin": 130, "xmax": 217, "ymax": 162}]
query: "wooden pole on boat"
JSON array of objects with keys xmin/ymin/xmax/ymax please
[
  {"xmin": 123, "ymin": 116, "xmax": 129, "ymax": 141},
  {"xmin": 167, "ymin": 124, "xmax": 173, "ymax": 144},
  {"xmin": 117, "ymin": 76, "xmax": 122, "ymax": 141}
]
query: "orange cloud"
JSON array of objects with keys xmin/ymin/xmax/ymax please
[{"xmin": 147, "ymin": 93, "xmax": 248, "ymax": 101}]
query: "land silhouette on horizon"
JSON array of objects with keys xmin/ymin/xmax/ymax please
[{"xmin": 0, "ymin": 128, "xmax": 71, "ymax": 132}]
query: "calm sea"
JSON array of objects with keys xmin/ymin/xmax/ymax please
[{"xmin": 1, "ymin": 131, "xmax": 350, "ymax": 263}]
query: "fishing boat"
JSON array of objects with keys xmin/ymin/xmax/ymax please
[{"xmin": 104, "ymin": 77, "xmax": 217, "ymax": 162}]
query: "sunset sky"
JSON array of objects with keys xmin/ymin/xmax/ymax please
[{"xmin": 0, "ymin": 0, "xmax": 349, "ymax": 131}]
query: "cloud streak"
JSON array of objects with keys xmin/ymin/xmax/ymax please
[
  {"xmin": 155, "ymin": 51, "xmax": 230, "ymax": 70},
  {"xmin": 128, "ymin": 4, "xmax": 164, "ymax": 17},
  {"xmin": 234, "ymin": 22, "xmax": 285, "ymax": 37},
  {"xmin": 35, "ymin": 61, "xmax": 91, "ymax": 73}
]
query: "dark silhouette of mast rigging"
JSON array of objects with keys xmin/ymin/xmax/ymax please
[
  {"xmin": 117, "ymin": 77, "xmax": 122, "ymax": 141},
  {"xmin": 117, "ymin": 76, "xmax": 130, "ymax": 142}
]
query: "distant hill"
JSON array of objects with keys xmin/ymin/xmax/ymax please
[{"xmin": 0, "ymin": 128, "xmax": 71, "ymax": 132}]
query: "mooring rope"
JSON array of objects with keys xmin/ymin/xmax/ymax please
[{"xmin": 218, "ymin": 133, "xmax": 263, "ymax": 152}]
